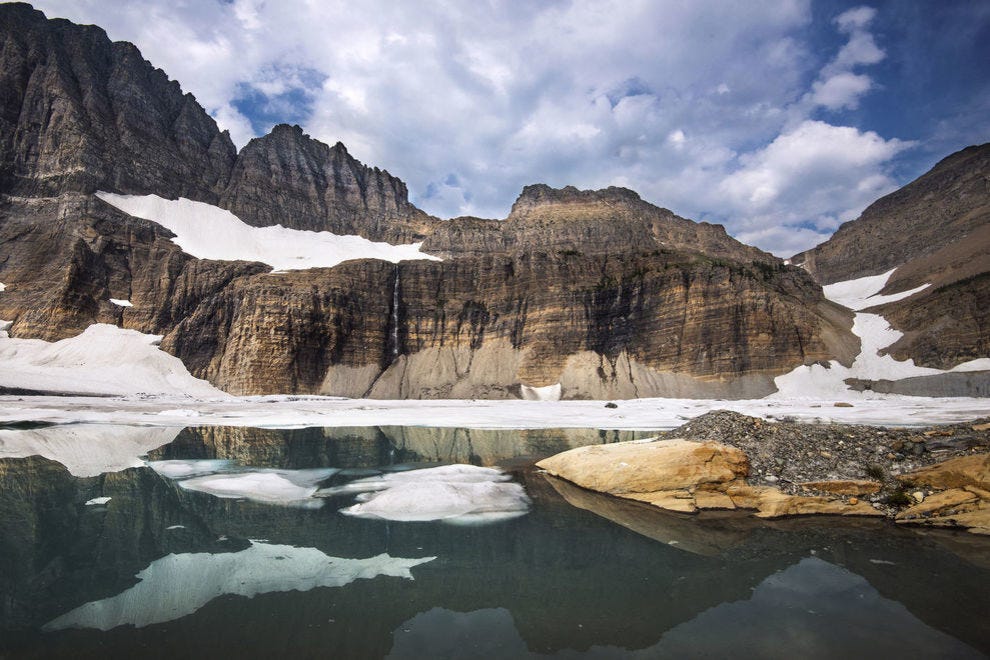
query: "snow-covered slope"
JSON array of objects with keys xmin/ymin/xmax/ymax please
[
  {"xmin": 0, "ymin": 324, "xmax": 228, "ymax": 397},
  {"xmin": 96, "ymin": 192, "xmax": 441, "ymax": 270},
  {"xmin": 773, "ymin": 269, "xmax": 987, "ymax": 398}
]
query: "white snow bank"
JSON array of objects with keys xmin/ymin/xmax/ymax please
[
  {"xmin": 2, "ymin": 394, "xmax": 990, "ymax": 430},
  {"xmin": 520, "ymin": 383, "xmax": 562, "ymax": 402},
  {"xmin": 0, "ymin": 323, "xmax": 228, "ymax": 398},
  {"xmin": 773, "ymin": 269, "xmax": 969, "ymax": 399},
  {"xmin": 96, "ymin": 192, "xmax": 441, "ymax": 270},
  {"xmin": 329, "ymin": 464, "xmax": 531, "ymax": 524},
  {"xmin": 84, "ymin": 497, "xmax": 111, "ymax": 506},
  {"xmin": 109, "ymin": 299, "xmax": 133, "ymax": 307},
  {"xmin": 950, "ymin": 358, "xmax": 990, "ymax": 373},
  {"xmin": 822, "ymin": 269, "xmax": 930, "ymax": 311},
  {"xmin": 0, "ymin": 319, "xmax": 10, "ymax": 339},
  {"xmin": 0, "ymin": 282, "xmax": 6, "ymax": 292},
  {"xmin": 44, "ymin": 541, "xmax": 435, "ymax": 631},
  {"xmin": 0, "ymin": 424, "xmax": 180, "ymax": 477},
  {"xmin": 178, "ymin": 468, "xmax": 337, "ymax": 508}
]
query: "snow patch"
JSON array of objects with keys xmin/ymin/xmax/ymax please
[
  {"xmin": 0, "ymin": 282, "xmax": 6, "ymax": 291},
  {"xmin": 773, "ymin": 269, "xmax": 957, "ymax": 399},
  {"xmin": 822, "ymin": 269, "xmax": 929, "ymax": 311},
  {"xmin": 109, "ymin": 298, "xmax": 133, "ymax": 307},
  {"xmin": 329, "ymin": 464, "xmax": 531, "ymax": 524},
  {"xmin": 44, "ymin": 542, "xmax": 435, "ymax": 631},
  {"xmin": 0, "ymin": 319, "xmax": 10, "ymax": 339},
  {"xmin": 0, "ymin": 324, "xmax": 229, "ymax": 398},
  {"xmin": 84, "ymin": 497, "xmax": 111, "ymax": 506},
  {"xmin": 0, "ymin": 424, "xmax": 181, "ymax": 477},
  {"xmin": 178, "ymin": 468, "xmax": 337, "ymax": 508},
  {"xmin": 96, "ymin": 192, "xmax": 441, "ymax": 270},
  {"xmin": 950, "ymin": 358, "xmax": 990, "ymax": 373},
  {"xmin": 520, "ymin": 383, "xmax": 562, "ymax": 402}
]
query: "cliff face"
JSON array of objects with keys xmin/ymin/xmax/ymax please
[
  {"xmin": 0, "ymin": 3, "xmax": 236, "ymax": 202},
  {"xmin": 792, "ymin": 143, "xmax": 990, "ymax": 286},
  {"xmin": 158, "ymin": 247, "xmax": 853, "ymax": 398},
  {"xmin": 221, "ymin": 124, "xmax": 436, "ymax": 242},
  {"xmin": 0, "ymin": 3, "xmax": 859, "ymax": 399},
  {"xmin": 0, "ymin": 3, "xmax": 429, "ymax": 243},
  {"xmin": 791, "ymin": 143, "xmax": 990, "ymax": 370},
  {"xmin": 424, "ymin": 185, "xmax": 775, "ymax": 264}
]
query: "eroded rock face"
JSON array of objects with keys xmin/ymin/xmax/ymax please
[
  {"xmin": 792, "ymin": 143, "xmax": 990, "ymax": 286},
  {"xmin": 220, "ymin": 124, "xmax": 436, "ymax": 243},
  {"xmin": 535, "ymin": 439, "xmax": 882, "ymax": 518},
  {"xmin": 156, "ymin": 248, "xmax": 852, "ymax": 397},
  {"xmin": 0, "ymin": 3, "xmax": 235, "ymax": 202}
]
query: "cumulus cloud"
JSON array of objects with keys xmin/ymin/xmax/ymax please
[{"xmin": 30, "ymin": 0, "xmax": 927, "ymax": 256}]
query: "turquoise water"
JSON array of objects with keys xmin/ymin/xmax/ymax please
[{"xmin": 1, "ymin": 425, "xmax": 987, "ymax": 658}]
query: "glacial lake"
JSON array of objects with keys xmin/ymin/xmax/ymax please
[{"xmin": 1, "ymin": 424, "xmax": 989, "ymax": 658}]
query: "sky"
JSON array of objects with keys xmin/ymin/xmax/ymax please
[{"xmin": 29, "ymin": 0, "xmax": 990, "ymax": 256}]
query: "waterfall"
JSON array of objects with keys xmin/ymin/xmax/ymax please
[{"xmin": 390, "ymin": 265, "xmax": 400, "ymax": 359}]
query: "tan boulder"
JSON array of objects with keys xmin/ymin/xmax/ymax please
[
  {"xmin": 535, "ymin": 439, "xmax": 749, "ymax": 495},
  {"xmin": 895, "ymin": 488, "xmax": 978, "ymax": 519},
  {"xmin": 537, "ymin": 438, "xmax": 882, "ymax": 520},
  {"xmin": 897, "ymin": 453, "xmax": 990, "ymax": 490}
]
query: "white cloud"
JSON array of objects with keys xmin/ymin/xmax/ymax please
[
  {"xmin": 810, "ymin": 72, "xmax": 873, "ymax": 110},
  {"xmin": 29, "ymin": 1, "xmax": 917, "ymax": 256}
]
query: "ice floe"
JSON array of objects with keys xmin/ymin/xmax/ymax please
[
  {"xmin": 0, "ymin": 324, "xmax": 229, "ymax": 398},
  {"xmin": 178, "ymin": 468, "xmax": 338, "ymax": 508},
  {"xmin": 96, "ymin": 192, "xmax": 441, "ymax": 271},
  {"xmin": 84, "ymin": 497, "xmax": 111, "ymax": 506},
  {"xmin": 327, "ymin": 464, "xmax": 531, "ymax": 524},
  {"xmin": 146, "ymin": 459, "xmax": 234, "ymax": 479},
  {"xmin": 44, "ymin": 541, "xmax": 435, "ymax": 631}
]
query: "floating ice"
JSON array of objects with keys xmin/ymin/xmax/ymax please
[
  {"xmin": 44, "ymin": 541, "xmax": 435, "ymax": 631},
  {"xmin": 147, "ymin": 459, "xmax": 234, "ymax": 479},
  {"xmin": 96, "ymin": 192, "xmax": 441, "ymax": 270},
  {"xmin": 84, "ymin": 497, "xmax": 111, "ymax": 506},
  {"xmin": 333, "ymin": 464, "xmax": 531, "ymax": 524},
  {"xmin": 178, "ymin": 468, "xmax": 338, "ymax": 508}
]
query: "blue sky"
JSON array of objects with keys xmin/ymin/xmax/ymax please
[{"xmin": 30, "ymin": 0, "xmax": 990, "ymax": 256}]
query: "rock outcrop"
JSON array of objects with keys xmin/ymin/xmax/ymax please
[
  {"xmin": 536, "ymin": 438, "xmax": 883, "ymax": 518},
  {"xmin": 791, "ymin": 142, "xmax": 990, "ymax": 371},
  {"xmin": 220, "ymin": 124, "xmax": 435, "ymax": 242}
]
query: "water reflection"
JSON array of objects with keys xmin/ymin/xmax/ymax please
[{"xmin": 0, "ymin": 425, "xmax": 988, "ymax": 658}]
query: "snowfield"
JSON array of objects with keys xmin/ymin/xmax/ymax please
[{"xmin": 96, "ymin": 192, "xmax": 441, "ymax": 270}]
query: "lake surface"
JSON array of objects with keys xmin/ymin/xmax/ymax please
[{"xmin": 1, "ymin": 425, "xmax": 988, "ymax": 659}]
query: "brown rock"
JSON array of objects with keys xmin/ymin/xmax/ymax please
[
  {"xmin": 895, "ymin": 489, "xmax": 979, "ymax": 520},
  {"xmin": 897, "ymin": 453, "xmax": 990, "ymax": 491},
  {"xmin": 536, "ymin": 439, "xmax": 749, "ymax": 496}
]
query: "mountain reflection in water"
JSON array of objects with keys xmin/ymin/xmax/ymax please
[{"xmin": 0, "ymin": 424, "xmax": 987, "ymax": 658}]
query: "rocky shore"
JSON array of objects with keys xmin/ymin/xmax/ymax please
[{"xmin": 537, "ymin": 410, "xmax": 990, "ymax": 534}]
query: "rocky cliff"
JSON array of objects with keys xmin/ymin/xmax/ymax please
[
  {"xmin": 0, "ymin": 3, "xmax": 431, "ymax": 243},
  {"xmin": 792, "ymin": 143, "xmax": 990, "ymax": 370},
  {"xmin": 0, "ymin": 4, "xmax": 859, "ymax": 399}
]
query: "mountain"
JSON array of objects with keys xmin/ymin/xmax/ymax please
[
  {"xmin": 0, "ymin": 3, "xmax": 866, "ymax": 399},
  {"xmin": 792, "ymin": 143, "xmax": 990, "ymax": 371}
]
